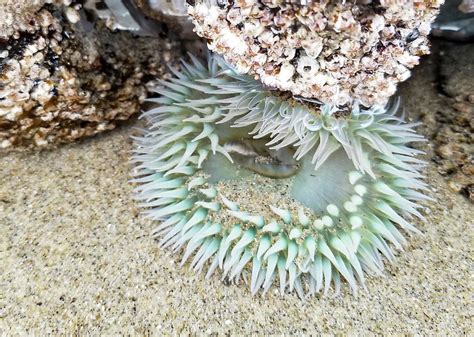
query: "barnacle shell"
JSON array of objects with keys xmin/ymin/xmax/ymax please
[
  {"xmin": 188, "ymin": 0, "xmax": 444, "ymax": 107},
  {"xmin": 132, "ymin": 56, "xmax": 429, "ymax": 297}
]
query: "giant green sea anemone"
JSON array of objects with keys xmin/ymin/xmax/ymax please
[{"xmin": 131, "ymin": 55, "xmax": 430, "ymax": 297}]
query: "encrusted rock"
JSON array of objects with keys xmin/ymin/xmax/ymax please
[
  {"xmin": 0, "ymin": 1, "xmax": 183, "ymax": 147},
  {"xmin": 189, "ymin": 0, "xmax": 443, "ymax": 107}
]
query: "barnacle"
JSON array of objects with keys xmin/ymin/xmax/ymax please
[
  {"xmin": 0, "ymin": 1, "xmax": 183, "ymax": 147},
  {"xmin": 132, "ymin": 55, "xmax": 429, "ymax": 297},
  {"xmin": 188, "ymin": 0, "xmax": 444, "ymax": 107}
]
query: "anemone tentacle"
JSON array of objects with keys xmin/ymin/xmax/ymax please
[
  {"xmin": 210, "ymin": 56, "xmax": 425, "ymax": 178},
  {"xmin": 131, "ymin": 55, "xmax": 429, "ymax": 297}
]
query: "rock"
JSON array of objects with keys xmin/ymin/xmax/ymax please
[
  {"xmin": 0, "ymin": 1, "xmax": 183, "ymax": 147},
  {"xmin": 398, "ymin": 39, "xmax": 474, "ymax": 202},
  {"xmin": 439, "ymin": 42, "xmax": 474, "ymax": 99}
]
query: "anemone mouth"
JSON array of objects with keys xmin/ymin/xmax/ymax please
[
  {"xmin": 203, "ymin": 142, "xmax": 355, "ymax": 213},
  {"xmin": 132, "ymin": 55, "xmax": 429, "ymax": 297}
]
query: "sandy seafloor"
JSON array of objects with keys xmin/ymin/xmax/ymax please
[{"xmin": 1, "ymin": 59, "xmax": 474, "ymax": 335}]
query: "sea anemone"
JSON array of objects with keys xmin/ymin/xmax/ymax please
[
  {"xmin": 188, "ymin": 0, "xmax": 443, "ymax": 106},
  {"xmin": 131, "ymin": 55, "xmax": 429, "ymax": 297}
]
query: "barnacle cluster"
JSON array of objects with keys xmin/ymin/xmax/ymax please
[
  {"xmin": 132, "ymin": 56, "xmax": 429, "ymax": 296},
  {"xmin": 0, "ymin": 1, "xmax": 180, "ymax": 147},
  {"xmin": 189, "ymin": 0, "xmax": 443, "ymax": 106}
]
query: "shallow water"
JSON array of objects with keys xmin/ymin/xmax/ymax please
[
  {"xmin": 0, "ymin": 119, "xmax": 472, "ymax": 334},
  {"xmin": 1, "ymin": 27, "xmax": 473, "ymax": 335}
]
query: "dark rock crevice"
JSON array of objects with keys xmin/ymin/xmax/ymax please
[{"xmin": 399, "ymin": 39, "xmax": 474, "ymax": 202}]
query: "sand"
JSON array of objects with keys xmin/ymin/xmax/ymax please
[
  {"xmin": 1, "ymin": 123, "xmax": 472, "ymax": 335},
  {"xmin": 1, "ymin": 51, "xmax": 473, "ymax": 336}
]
